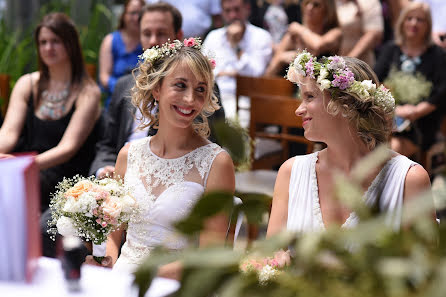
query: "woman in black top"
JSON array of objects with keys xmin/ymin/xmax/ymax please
[
  {"xmin": 0, "ymin": 13, "xmax": 101, "ymax": 212},
  {"xmin": 375, "ymin": 2, "xmax": 446, "ymax": 157}
]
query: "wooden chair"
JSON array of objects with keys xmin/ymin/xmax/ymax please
[
  {"xmin": 235, "ymin": 94, "xmax": 314, "ymax": 245},
  {"xmin": 235, "ymin": 75, "xmax": 295, "ymax": 116},
  {"xmin": 249, "ymin": 94, "xmax": 314, "ymax": 170}
]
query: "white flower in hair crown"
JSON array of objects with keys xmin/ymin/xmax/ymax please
[
  {"xmin": 139, "ymin": 37, "xmax": 216, "ymax": 69},
  {"xmin": 286, "ymin": 50, "xmax": 395, "ymax": 112}
]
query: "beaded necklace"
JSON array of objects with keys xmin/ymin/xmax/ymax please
[{"xmin": 38, "ymin": 84, "xmax": 70, "ymax": 120}]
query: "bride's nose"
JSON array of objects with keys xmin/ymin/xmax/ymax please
[{"xmin": 295, "ymin": 102, "xmax": 306, "ymax": 117}]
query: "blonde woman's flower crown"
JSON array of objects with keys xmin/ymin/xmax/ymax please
[
  {"xmin": 286, "ymin": 50, "xmax": 395, "ymax": 112},
  {"xmin": 139, "ymin": 37, "xmax": 216, "ymax": 69}
]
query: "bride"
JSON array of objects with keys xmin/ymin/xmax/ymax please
[
  {"xmin": 267, "ymin": 51, "xmax": 432, "ymax": 235},
  {"xmin": 85, "ymin": 38, "xmax": 235, "ymax": 277}
]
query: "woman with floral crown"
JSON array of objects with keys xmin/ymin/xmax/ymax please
[
  {"xmin": 85, "ymin": 38, "xmax": 235, "ymax": 278},
  {"xmin": 267, "ymin": 51, "xmax": 432, "ymax": 236}
]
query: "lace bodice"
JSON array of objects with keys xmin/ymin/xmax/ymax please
[
  {"xmin": 114, "ymin": 137, "xmax": 224, "ymax": 271},
  {"xmin": 286, "ymin": 151, "xmax": 417, "ymax": 233}
]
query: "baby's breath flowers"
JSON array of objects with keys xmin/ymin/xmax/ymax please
[
  {"xmin": 48, "ymin": 175, "xmax": 136, "ymax": 262},
  {"xmin": 139, "ymin": 37, "xmax": 216, "ymax": 69},
  {"xmin": 287, "ymin": 50, "xmax": 395, "ymax": 112}
]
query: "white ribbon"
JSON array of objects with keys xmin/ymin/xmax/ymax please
[{"xmin": 92, "ymin": 241, "xmax": 107, "ymax": 257}]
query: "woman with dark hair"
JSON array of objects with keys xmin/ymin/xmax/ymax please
[
  {"xmin": 0, "ymin": 12, "xmax": 101, "ymax": 212},
  {"xmin": 374, "ymin": 2, "xmax": 446, "ymax": 158},
  {"xmin": 265, "ymin": 0, "xmax": 342, "ymax": 76},
  {"xmin": 99, "ymin": 0, "xmax": 144, "ymax": 108}
]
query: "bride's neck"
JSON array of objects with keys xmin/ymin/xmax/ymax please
[
  {"xmin": 150, "ymin": 125, "xmax": 199, "ymax": 158},
  {"xmin": 322, "ymin": 140, "xmax": 370, "ymax": 174}
]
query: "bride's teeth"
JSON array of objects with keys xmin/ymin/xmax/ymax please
[{"xmin": 178, "ymin": 107, "xmax": 192, "ymax": 114}]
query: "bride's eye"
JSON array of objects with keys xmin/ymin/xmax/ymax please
[{"xmin": 175, "ymin": 82, "xmax": 186, "ymax": 89}]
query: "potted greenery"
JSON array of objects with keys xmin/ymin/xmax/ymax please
[{"xmin": 78, "ymin": 2, "xmax": 112, "ymax": 80}]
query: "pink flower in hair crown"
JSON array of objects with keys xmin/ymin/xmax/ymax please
[
  {"xmin": 184, "ymin": 37, "xmax": 197, "ymax": 47},
  {"xmin": 286, "ymin": 50, "xmax": 395, "ymax": 112}
]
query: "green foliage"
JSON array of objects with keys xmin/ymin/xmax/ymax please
[
  {"xmin": 78, "ymin": 2, "xmax": 113, "ymax": 64},
  {"xmin": 384, "ymin": 67, "xmax": 432, "ymax": 105},
  {"xmin": 133, "ymin": 131, "xmax": 442, "ymax": 297},
  {"xmin": 212, "ymin": 118, "xmax": 251, "ymax": 171}
]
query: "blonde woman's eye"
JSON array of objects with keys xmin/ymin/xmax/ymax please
[
  {"xmin": 175, "ymin": 82, "xmax": 186, "ymax": 88},
  {"xmin": 196, "ymin": 86, "xmax": 206, "ymax": 93}
]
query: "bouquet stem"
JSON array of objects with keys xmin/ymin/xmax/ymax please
[{"xmin": 92, "ymin": 241, "xmax": 107, "ymax": 264}]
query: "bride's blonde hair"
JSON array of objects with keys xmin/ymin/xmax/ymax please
[{"xmin": 132, "ymin": 46, "xmax": 220, "ymax": 137}]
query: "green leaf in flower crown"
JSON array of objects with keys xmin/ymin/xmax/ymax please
[{"xmin": 174, "ymin": 191, "xmax": 234, "ymax": 235}]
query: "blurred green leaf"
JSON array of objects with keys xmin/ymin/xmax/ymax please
[{"xmin": 175, "ymin": 191, "xmax": 234, "ymax": 235}]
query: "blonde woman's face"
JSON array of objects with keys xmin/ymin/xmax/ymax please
[
  {"xmin": 295, "ymin": 76, "xmax": 345, "ymax": 143},
  {"xmin": 403, "ymin": 8, "xmax": 428, "ymax": 44},
  {"xmin": 153, "ymin": 62, "xmax": 208, "ymax": 131}
]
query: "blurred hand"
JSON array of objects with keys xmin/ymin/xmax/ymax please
[
  {"xmin": 281, "ymin": 51, "xmax": 299, "ymax": 64},
  {"xmin": 226, "ymin": 21, "xmax": 245, "ymax": 48},
  {"xmin": 395, "ymin": 104, "xmax": 417, "ymax": 121},
  {"xmin": 288, "ymin": 22, "xmax": 303, "ymax": 37},
  {"xmin": 84, "ymin": 255, "xmax": 113, "ymax": 268},
  {"xmin": 0, "ymin": 153, "xmax": 15, "ymax": 159},
  {"xmin": 98, "ymin": 166, "xmax": 115, "ymax": 179}
]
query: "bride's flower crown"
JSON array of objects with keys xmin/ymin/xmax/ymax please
[
  {"xmin": 287, "ymin": 50, "xmax": 395, "ymax": 112},
  {"xmin": 139, "ymin": 37, "xmax": 216, "ymax": 69}
]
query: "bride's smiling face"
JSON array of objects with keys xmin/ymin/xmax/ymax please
[
  {"xmin": 153, "ymin": 62, "xmax": 208, "ymax": 130},
  {"xmin": 295, "ymin": 76, "xmax": 344, "ymax": 143}
]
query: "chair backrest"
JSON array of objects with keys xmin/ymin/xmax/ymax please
[
  {"xmin": 249, "ymin": 94, "xmax": 314, "ymax": 169},
  {"xmin": 235, "ymin": 75, "xmax": 295, "ymax": 115}
]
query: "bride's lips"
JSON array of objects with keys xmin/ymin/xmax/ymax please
[
  {"xmin": 302, "ymin": 117, "xmax": 311, "ymax": 126},
  {"xmin": 173, "ymin": 105, "xmax": 195, "ymax": 117}
]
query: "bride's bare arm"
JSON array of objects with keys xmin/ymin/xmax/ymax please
[
  {"xmin": 266, "ymin": 157, "xmax": 294, "ymax": 237},
  {"xmin": 84, "ymin": 144, "xmax": 130, "ymax": 267},
  {"xmin": 200, "ymin": 151, "xmax": 235, "ymax": 246}
]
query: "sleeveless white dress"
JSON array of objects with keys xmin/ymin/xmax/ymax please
[
  {"xmin": 113, "ymin": 137, "xmax": 225, "ymax": 272},
  {"xmin": 287, "ymin": 151, "xmax": 418, "ymax": 233}
]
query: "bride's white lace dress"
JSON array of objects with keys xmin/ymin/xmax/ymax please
[{"xmin": 113, "ymin": 137, "xmax": 224, "ymax": 272}]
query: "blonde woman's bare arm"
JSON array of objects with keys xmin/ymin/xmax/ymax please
[
  {"xmin": 266, "ymin": 157, "xmax": 294, "ymax": 237},
  {"xmin": 99, "ymin": 33, "xmax": 113, "ymax": 90},
  {"xmin": 289, "ymin": 22, "xmax": 342, "ymax": 56}
]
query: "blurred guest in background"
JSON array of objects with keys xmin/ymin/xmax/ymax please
[
  {"xmin": 0, "ymin": 12, "xmax": 101, "ymax": 212},
  {"xmin": 265, "ymin": 0, "xmax": 341, "ymax": 76},
  {"xmin": 203, "ymin": 0, "xmax": 273, "ymax": 107},
  {"xmin": 375, "ymin": 2, "xmax": 446, "ymax": 158},
  {"xmin": 145, "ymin": 0, "xmax": 223, "ymax": 38},
  {"xmin": 336, "ymin": 0, "xmax": 384, "ymax": 67},
  {"xmin": 416, "ymin": 0, "xmax": 446, "ymax": 49},
  {"xmin": 99, "ymin": 0, "xmax": 144, "ymax": 108}
]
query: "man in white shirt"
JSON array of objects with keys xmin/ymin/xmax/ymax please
[
  {"xmin": 203, "ymin": 0, "xmax": 273, "ymax": 102},
  {"xmin": 146, "ymin": 0, "xmax": 223, "ymax": 38}
]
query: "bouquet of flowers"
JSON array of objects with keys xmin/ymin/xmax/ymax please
[
  {"xmin": 239, "ymin": 250, "xmax": 291, "ymax": 285},
  {"xmin": 383, "ymin": 67, "xmax": 432, "ymax": 106},
  {"xmin": 47, "ymin": 176, "xmax": 136, "ymax": 263}
]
